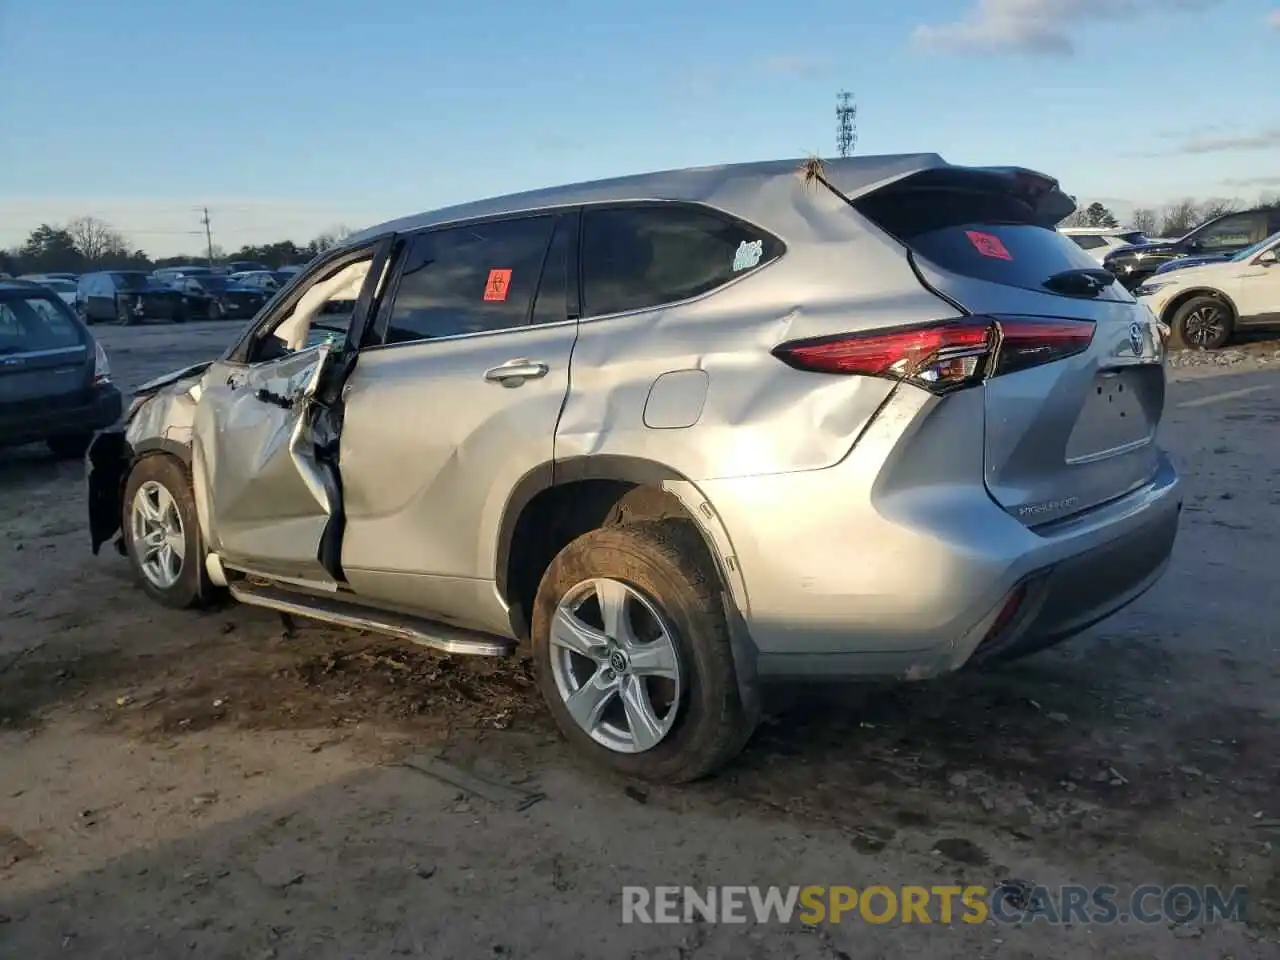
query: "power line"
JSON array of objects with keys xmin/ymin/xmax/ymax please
[{"xmin": 836, "ymin": 90, "xmax": 857, "ymax": 158}]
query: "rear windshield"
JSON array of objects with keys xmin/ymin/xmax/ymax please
[
  {"xmin": 0, "ymin": 294, "xmax": 83, "ymax": 354},
  {"xmin": 854, "ymin": 186, "xmax": 1115, "ymax": 296}
]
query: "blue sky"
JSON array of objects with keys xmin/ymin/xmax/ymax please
[{"xmin": 1, "ymin": 0, "xmax": 1277, "ymax": 255}]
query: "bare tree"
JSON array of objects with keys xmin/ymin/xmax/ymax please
[
  {"xmin": 310, "ymin": 224, "xmax": 356, "ymax": 254},
  {"xmin": 1129, "ymin": 207, "xmax": 1158, "ymax": 234},
  {"xmin": 1159, "ymin": 199, "xmax": 1201, "ymax": 238},
  {"xmin": 1197, "ymin": 197, "xmax": 1241, "ymax": 220},
  {"xmin": 66, "ymin": 216, "xmax": 128, "ymax": 262}
]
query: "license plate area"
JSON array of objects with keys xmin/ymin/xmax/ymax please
[{"xmin": 1065, "ymin": 368, "xmax": 1155, "ymax": 464}]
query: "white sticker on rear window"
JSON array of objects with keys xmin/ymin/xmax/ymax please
[{"xmin": 732, "ymin": 239, "xmax": 763, "ymax": 272}]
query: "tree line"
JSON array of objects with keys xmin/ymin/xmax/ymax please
[
  {"xmin": 1, "ymin": 216, "xmax": 356, "ymax": 277},
  {"xmin": 1063, "ymin": 193, "xmax": 1280, "ymax": 237}
]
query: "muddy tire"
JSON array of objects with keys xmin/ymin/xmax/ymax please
[
  {"xmin": 122, "ymin": 455, "xmax": 218, "ymax": 609},
  {"xmin": 531, "ymin": 520, "xmax": 755, "ymax": 783},
  {"xmin": 1170, "ymin": 295, "xmax": 1233, "ymax": 351}
]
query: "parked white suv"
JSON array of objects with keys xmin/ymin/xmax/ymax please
[
  {"xmin": 1134, "ymin": 230, "xmax": 1280, "ymax": 349},
  {"xmin": 1058, "ymin": 227, "xmax": 1152, "ymax": 264}
]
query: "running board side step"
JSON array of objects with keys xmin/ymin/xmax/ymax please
[{"xmin": 228, "ymin": 583, "xmax": 515, "ymax": 657}]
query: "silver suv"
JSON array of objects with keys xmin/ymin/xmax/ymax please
[{"xmin": 86, "ymin": 155, "xmax": 1182, "ymax": 783}]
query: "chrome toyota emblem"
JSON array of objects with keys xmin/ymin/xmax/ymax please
[{"xmin": 1128, "ymin": 321, "xmax": 1145, "ymax": 355}]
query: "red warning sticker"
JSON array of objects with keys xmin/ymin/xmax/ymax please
[
  {"xmin": 965, "ymin": 230, "xmax": 1012, "ymax": 260},
  {"xmin": 483, "ymin": 268, "xmax": 513, "ymax": 302}
]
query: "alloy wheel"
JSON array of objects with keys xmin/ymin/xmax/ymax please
[
  {"xmin": 549, "ymin": 578, "xmax": 683, "ymax": 754},
  {"xmin": 130, "ymin": 480, "xmax": 186, "ymax": 589},
  {"xmin": 1184, "ymin": 304, "xmax": 1226, "ymax": 348}
]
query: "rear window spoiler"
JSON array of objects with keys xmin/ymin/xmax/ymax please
[{"xmin": 817, "ymin": 159, "xmax": 1075, "ymax": 230}]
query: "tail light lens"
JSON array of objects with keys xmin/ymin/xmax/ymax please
[{"xmin": 772, "ymin": 316, "xmax": 1095, "ymax": 394}]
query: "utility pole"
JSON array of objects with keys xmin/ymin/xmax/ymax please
[
  {"xmin": 200, "ymin": 207, "xmax": 214, "ymax": 267},
  {"xmin": 836, "ymin": 91, "xmax": 858, "ymax": 158}
]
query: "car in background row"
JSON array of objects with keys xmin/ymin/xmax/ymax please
[
  {"xmin": 172, "ymin": 274, "xmax": 271, "ymax": 320},
  {"xmin": 1104, "ymin": 207, "xmax": 1280, "ymax": 290},
  {"xmin": 224, "ymin": 260, "xmax": 268, "ymax": 274},
  {"xmin": 228, "ymin": 269, "xmax": 296, "ymax": 293},
  {"xmin": 18, "ymin": 275, "xmax": 80, "ymax": 307},
  {"xmin": 153, "ymin": 265, "xmax": 216, "ymax": 284},
  {"xmin": 77, "ymin": 271, "xmax": 189, "ymax": 325},
  {"xmin": 1135, "ymin": 230, "xmax": 1280, "ymax": 350},
  {"xmin": 0, "ymin": 280, "xmax": 121, "ymax": 457},
  {"xmin": 20, "ymin": 272, "xmax": 79, "ymax": 283},
  {"xmin": 1057, "ymin": 227, "xmax": 1151, "ymax": 264}
]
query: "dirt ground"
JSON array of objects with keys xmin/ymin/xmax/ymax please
[{"xmin": 2, "ymin": 321, "xmax": 1280, "ymax": 959}]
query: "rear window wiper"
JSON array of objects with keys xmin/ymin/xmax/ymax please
[{"xmin": 1042, "ymin": 268, "xmax": 1116, "ymax": 298}]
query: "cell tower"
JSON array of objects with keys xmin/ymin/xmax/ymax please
[{"xmin": 836, "ymin": 90, "xmax": 857, "ymax": 158}]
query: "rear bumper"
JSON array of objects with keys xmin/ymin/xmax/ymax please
[
  {"xmin": 0, "ymin": 384, "xmax": 122, "ymax": 447},
  {"xmin": 696, "ymin": 385, "xmax": 1182, "ymax": 680}
]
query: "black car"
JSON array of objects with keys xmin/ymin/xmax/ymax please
[
  {"xmin": 174, "ymin": 274, "xmax": 271, "ymax": 320},
  {"xmin": 0, "ymin": 281, "xmax": 122, "ymax": 457},
  {"xmin": 1104, "ymin": 207, "xmax": 1280, "ymax": 289},
  {"xmin": 77, "ymin": 271, "xmax": 188, "ymax": 325}
]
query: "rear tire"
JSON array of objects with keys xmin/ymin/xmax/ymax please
[
  {"xmin": 46, "ymin": 433, "xmax": 92, "ymax": 459},
  {"xmin": 122, "ymin": 455, "xmax": 219, "ymax": 609},
  {"xmin": 1170, "ymin": 295, "xmax": 1233, "ymax": 350},
  {"xmin": 531, "ymin": 520, "xmax": 755, "ymax": 784}
]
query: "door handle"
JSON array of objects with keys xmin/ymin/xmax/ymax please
[{"xmin": 484, "ymin": 359, "xmax": 549, "ymax": 386}]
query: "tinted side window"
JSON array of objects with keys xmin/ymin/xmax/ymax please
[
  {"xmin": 384, "ymin": 216, "xmax": 555, "ymax": 344},
  {"xmin": 580, "ymin": 205, "xmax": 782, "ymax": 318},
  {"xmin": 1196, "ymin": 213, "xmax": 1261, "ymax": 250}
]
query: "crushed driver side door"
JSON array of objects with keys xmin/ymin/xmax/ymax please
[{"xmin": 190, "ymin": 238, "xmax": 393, "ymax": 585}]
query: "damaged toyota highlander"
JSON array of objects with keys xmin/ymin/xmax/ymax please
[{"xmin": 85, "ymin": 155, "xmax": 1182, "ymax": 783}]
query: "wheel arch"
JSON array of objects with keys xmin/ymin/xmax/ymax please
[
  {"xmin": 496, "ymin": 455, "xmax": 751, "ymax": 636},
  {"xmin": 1159, "ymin": 286, "xmax": 1239, "ymax": 326}
]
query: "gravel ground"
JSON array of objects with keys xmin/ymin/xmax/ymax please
[{"xmin": 1, "ymin": 321, "xmax": 1279, "ymax": 959}]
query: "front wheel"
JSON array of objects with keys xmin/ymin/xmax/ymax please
[
  {"xmin": 1170, "ymin": 296, "xmax": 1233, "ymax": 350},
  {"xmin": 122, "ymin": 455, "xmax": 218, "ymax": 609},
  {"xmin": 531, "ymin": 520, "xmax": 756, "ymax": 784}
]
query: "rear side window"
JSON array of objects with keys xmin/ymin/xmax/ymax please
[
  {"xmin": 0, "ymin": 295, "xmax": 83, "ymax": 354},
  {"xmin": 856, "ymin": 186, "xmax": 1105, "ymax": 294},
  {"xmin": 1068, "ymin": 234, "xmax": 1106, "ymax": 250},
  {"xmin": 580, "ymin": 204, "xmax": 782, "ymax": 318},
  {"xmin": 384, "ymin": 215, "xmax": 556, "ymax": 344}
]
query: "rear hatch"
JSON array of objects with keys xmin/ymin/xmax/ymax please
[
  {"xmin": 0, "ymin": 291, "xmax": 91, "ymax": 415},
  {"xmin": 852, "ymin": 169, "xmax": 1166, "ymax": 527}
]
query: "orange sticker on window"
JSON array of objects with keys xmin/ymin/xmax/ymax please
[
  {"xmin": 965, "ymin": 230, "xmax": 1012, "ymax": 260},
  {"xmin": 483, "ymin": 268, "xmax": 513, "ymax": 302}
]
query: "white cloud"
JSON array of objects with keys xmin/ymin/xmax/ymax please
[
  {"xmin": 0, "ymin": 196, "xmax": 383, "ymax": 258},
  {"xmin": 913, "ymin": 0, "xmax": 1221, "ymax": 56},
  {"xmin": 1159, "ymin": 126, "xmax": 1280, "ymax": 155}
]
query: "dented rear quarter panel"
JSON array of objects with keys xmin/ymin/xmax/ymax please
[{"xmin": 556, "ymin": 165, "xmax": 963, "ymax": 480}]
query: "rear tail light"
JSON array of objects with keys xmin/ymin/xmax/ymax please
[{"xmin": 771, "ymin": 316, "xmax": 1095, "ymax": 394}]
